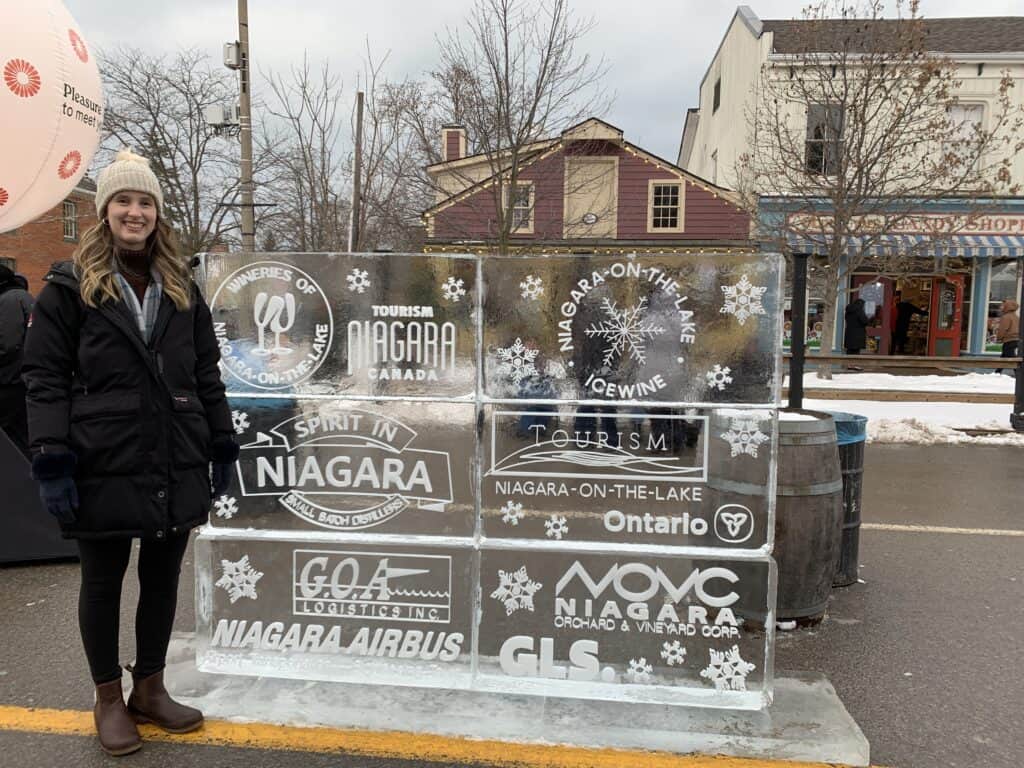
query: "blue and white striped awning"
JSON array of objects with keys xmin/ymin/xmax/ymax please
[{"xmin": 786, "ymin": 233, "xmax": 1024, "ymax": 259}]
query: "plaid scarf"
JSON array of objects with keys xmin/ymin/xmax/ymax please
[{"xmin": 114, "ymin": 266, "xmax": 163, "ymax": 344}]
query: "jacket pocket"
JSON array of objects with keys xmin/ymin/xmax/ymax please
[
  {"xmin": 69, "ymin": 392, "xmax": 143, "ymax": 475},
  {"xmin": 170, "ymin": 390, "xmax": 211, "ymax": 469}
]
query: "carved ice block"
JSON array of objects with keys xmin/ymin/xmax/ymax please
[
  {"xmin": 213, "ymin": 397, "xmax": 477, "ymax": 537},
  {"xmin": 481, "ymin": 253, "xmax": 782, "ymax": 404},
  {"xmin": 476, "ymin": 546, "xmax": 775, "ymax": 709},
  {"xmin": 204, "ymin": 253, "xmax": 478, "ymax": 398},
  {"xmin": 195, "ymin": 532, "xmax": 475, "ymax": 688}
]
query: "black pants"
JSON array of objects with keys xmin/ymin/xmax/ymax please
[
  {"xmin": 997, "ymin": 340, "xmax": 1019, "ymax": 374},
  {"xmin": 77, "ymin": 534, "xmax": 190, "ymax": 685},
  {"xmin": 0, "ymin": 384, "xmax": 29, "ymax": 460}
]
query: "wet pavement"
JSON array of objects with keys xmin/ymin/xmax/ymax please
[{"xmin": 1, "ymin": 444, "xmax": 1022, "ymax": 768}]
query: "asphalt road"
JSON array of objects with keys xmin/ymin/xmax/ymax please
[{"xmin": 1, "ymin": 444, "xmax": 1022, "ymax": 768}]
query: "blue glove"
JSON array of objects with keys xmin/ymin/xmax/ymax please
[
  {"xmin": 32, "ymin": 451, "xmax": 79, "ymax": 525},
  {"xmin": 211, "ymin": 462, "xmax": 233, "ymax": 496}
]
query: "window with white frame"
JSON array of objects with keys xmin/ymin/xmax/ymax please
[
  {"xmin": 944, "ymin": 104, "xmax": 984, "ymax": 171},
  {"xmin": 62, "ymin": 200, "xmax": 78, "ymax": 241},
  {"xmin": 648, "ymin": 181, "xmax": 684, "ymax": 232},
  {"xmin": 505, "ymin": 182, "xmax": 534, "ymax": 232},
  {"xmin": 805, "ymin": 104, "xmax": 843, "ymax": 176}
]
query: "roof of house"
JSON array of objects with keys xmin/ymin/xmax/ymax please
[{"xmin": 762, "ymin": 16, "xmax": 1024, "ymax": 55}]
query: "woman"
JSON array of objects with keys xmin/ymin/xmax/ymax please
[
  {"xmin": 22, "ymin": 150, "xmax": 238, "ymax": 756},
  {"xmin": 995, "ymin": 299, "xmax": 1019, "ymax": 375},
  {"xmin": 843, "ymin": 297, "xmax": 870, "ymax": 355}
]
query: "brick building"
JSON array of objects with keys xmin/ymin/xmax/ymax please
[{"xmin": 0, "ymin": 179, "xmax": 97, "ymax": 294}]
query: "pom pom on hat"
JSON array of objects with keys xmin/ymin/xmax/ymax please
[{"xmin": 95, "ymin": 149, "xmax": 164, "ymax": 217}]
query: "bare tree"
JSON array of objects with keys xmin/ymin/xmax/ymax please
[
  {"xmin": 739, "ymin": 0, "xmax": 1024, "ymax": 363},
  {"xmin": 258, "ymin": 57, "xmax": 350, "ymax": 252},
  {"xmin": 410, "ymin": 0, "xmax": 611, "ymax": 254},
  {"xmin": 100, "ymin": 47, "xmax": 244, "ymax": 255}
]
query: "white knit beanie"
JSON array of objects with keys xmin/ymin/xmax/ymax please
[{"xmin": 95, "ymin": 149, "xmax": 164, "ymax": 217}]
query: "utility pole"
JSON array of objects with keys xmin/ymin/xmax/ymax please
[
  {"xmin": 788, "ymin": 252, "xmax": 809, "ymax": 410},
  {"xmin": 237, "ymin": 0, "xmax": 256, "ymax": 251},
  {"xmin": 350, "ymin": 90, "xmax": 364, "ymax": 252}
]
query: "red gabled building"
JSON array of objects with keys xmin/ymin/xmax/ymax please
[{"xmin": 423, "ymin": 118, "xmax": 752, "ymax": 255}]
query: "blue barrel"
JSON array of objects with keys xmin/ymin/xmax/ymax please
[{"xmin": 824, "ymin": 412, "xmax": 868, "ymax": 587}]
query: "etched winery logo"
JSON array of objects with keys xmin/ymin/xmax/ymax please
[
  {"xmin": 347, "ymin": 304, "xmax": 458, "ymax": 382},
  {"xmin": 488, "ymin": 410, "xmax": 708, "ymax": 484},
  {"xmin": 211, "ymin": 261, "xmax": 334, "ymax": 390},
  {"xmin": 554, "ymin": 261, "xmax": 697, "ymax": 399},
  {"xmin": 293, "ymin": 550, "xmax": 453, "ymax": 624},
  {"xmin": 237, "ymin": 407, "xmax": 453, "ymax": 530}
]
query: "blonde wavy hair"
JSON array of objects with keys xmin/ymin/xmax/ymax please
[{"xmin": 75, "ymin": 217, "xmax": 192, "ymax": 310}]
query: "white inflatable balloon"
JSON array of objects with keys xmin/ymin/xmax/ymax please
[{"xmin": 0, "ymin": 0, "xmax": 103, "ymax": 233}]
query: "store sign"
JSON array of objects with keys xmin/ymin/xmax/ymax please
[
  {"xmin": 197, "ymin": 251, "xmax": 782, "ymax": 709},
  {"xmin": 788, "ymin": 212, "xmax": 1024, "ymax": 237}
]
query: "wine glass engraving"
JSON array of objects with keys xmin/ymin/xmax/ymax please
[{"xmin": 253, "ymin": 292, "xmax": 296, "ymax": 356}]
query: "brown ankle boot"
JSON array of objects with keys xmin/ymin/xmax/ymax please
[
  {"xmin": 94, "ymin": 678, "xmax": 142, "ymax": 756},
  {"xmin": 126, "ymin": 668, "xmax": 203, "ymax": 733}
]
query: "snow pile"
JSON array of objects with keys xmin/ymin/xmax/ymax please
[{"xmin": 786, "ymin": 371, "xmax": 1015, "ymax": 394}]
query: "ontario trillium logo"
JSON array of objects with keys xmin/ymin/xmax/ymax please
[{"xmin": 211, "ymin": 261, "xmax": 334, "ymax": 390}]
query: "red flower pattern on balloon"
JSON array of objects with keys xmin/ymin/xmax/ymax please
[
  {"xmin": 68, "ymin": 30, "xmax": 89, "ymax": 63},
  {"xmin": 0, "ymin": 188, "xmax": 9, "ymax": 208},
  {"xmin": 4, "ymin": 59, "xmax": 41, "ymax": 98},
  {"xmin": 58, "ymin": 151, "xmax": 82, "ymax": 180}
]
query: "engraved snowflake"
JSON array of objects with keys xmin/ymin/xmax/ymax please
[
  {"xmin": 627, "ymin": 657, "xmax": 653, "ymax": 684},
  {"xmin": 215, "ymin": 555, "xmax": 263, "ymax": 604},
  {"xmin": 661, "ymin": 640, "xmax": 687, "ymax": 667},
  {"xmin": 346, "ymin": 268, "xmax": 371, "ymax": 294},
  {"xmin": 500, "ymin": 500, "xmax": 524, "ymax": 526},
  {"xmin": 519, "ymin": 274, "xmax": 544, "ymax": 301},
  {"xmin": 720, "ymin": 417, "xmax": 770, "ymax": 458},
  {"xmin": 584, "ymin": 297, "xmax": 666, "ymax": 366},
  {"xmin": 231, "ymin": 410, "xmax": 250, "ymax": 435},
  {"xmin": 490, "ymin": 566, "xmax": 542, "ymax": 615},
  {"xmin": 720, "ymin": 274, "xmax": 767, "ymax": 326},
  {"xmin": 706, "ymin": 364, "xmax": 733, "ymax": 391},
  {"xmin": 701, "ymin": 645, "xmax": 756, "ymax": 691},
  {"xmin": 496, "ymin": 338, "xmax": 539, "ymax": 385},
  {"xmin": 544, "ymin": 514, "xmax": 568, "ymax": 540},
  {"xmin": 213, "ymin": 495, "xmax": 239, "ymax": 520},
  {"xmin": 441, "ymin": 276, "xmax": 467, "ymax": 303}
]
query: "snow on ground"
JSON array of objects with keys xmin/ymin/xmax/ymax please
[
  {"xmin": 784, "ymin": 371, "xmax": 1016, "ymax": 393},
  {"xmin": 801, "ymin": 398, "xmax": 1024, "ymax": 446}
]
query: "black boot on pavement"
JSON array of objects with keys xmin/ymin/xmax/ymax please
[
  {"xmin": 94, "ymin": 677, "xmax": 143, "ymax": 756},
  {"xmin": 126, "ymin": 668, "xmax": 203, "ymax": 733}
]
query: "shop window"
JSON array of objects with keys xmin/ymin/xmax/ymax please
[
  {"xmin": 63, "ymin": 200, "xmax": 78, "ymax": 241},
  {"xmin": 648, "ymin": 181, "xmax": 684, "ymax": 232},
  {"xmin": 805, "ymin": 104, "xmax": 843, "ymax": 176},
  {"xmin": 986, "ymin": 260, "xmax": 1022, "ymax": 352}
]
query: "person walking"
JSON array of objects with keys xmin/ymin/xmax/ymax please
[
  {"xmin": 0, "ymin": 264, "xmax": 33, "ymax": 458},
  {"xmin": 21, "ymin": 150, "xmax": 238, "ymax": 756},
  {"xmin": 994, "ymin": 299, "xmax": 1019, "ymax": 375},
  {"xmin": 844, "ymin": 297, "xmax": 870, "ymax": 355}
]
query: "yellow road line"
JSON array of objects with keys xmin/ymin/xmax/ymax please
[
  {"xmin": 0, "ymin": 704, "xmax": 862, "ymax": 768},
  {"xmin": 862, "ymin": 522, "xmax": 1024, "ymax": 537}
]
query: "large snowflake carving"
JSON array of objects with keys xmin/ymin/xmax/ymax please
[
  {"xmin": 584, "ymin": 297, "xmax": 666, "ymax": 366},
  {"xmin": 441, "ymin": 276, "xmax": 467, "ymax": 303},
  {"xmin": 213, "ymin": 495, "xmax": 239, "ymax": 520},
  {"xmin": 500, "ymin": 500, "xmax": 524, "ymax": 526},
  {"xmin": 544, "ymin": 514, "xmax": 568, "ymax": 540},
  {"xmin": 661, "ymin": 640, "xmax": 687, "ymax": 667},
  {"xmin": 720, "ymin": 274, "xmax": 767, "ymax": 326},
  {"xmin": 520, "ymin": 274, "xmax": 544, "ymax": 301},
  {"xmin": 496, "ymin": 338, "xmax": 539, "ymax": 384},
  {"xmin": 490, "ymin": 566, "xmax": 542, "ymax": 615},
  {"xmin": 215, "ymin": 555, "xmax": 263, "ymax": 604},
  {"xmin": 706, "ymin": 365, "xmax": 733, "ymax": 391},
  {"xmin": 720, "ymin": 417, "xmax": 770, "ymax": 458},
  {"xmin": 627, "ymin": 657, "xmax": 653, "ymax": 684},
  {"xmin": 700, "ymin": 645, "xmax": 756, "ymax": 691},
  {"xmin": 231, "ymin": 410, "xmax": 250, "ymax": 435},
  {"xmin": 346, "ymin": 268, "xmax": 371, "ymax": 294}
]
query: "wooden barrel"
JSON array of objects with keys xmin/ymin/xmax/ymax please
[{"xmin": 775, "ymin": 409, "xmax": 843, "ymax": 622}]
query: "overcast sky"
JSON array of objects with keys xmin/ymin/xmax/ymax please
[{"xmin": 65, "ymin": 0, "xmax": 1021, "ymax": 161}]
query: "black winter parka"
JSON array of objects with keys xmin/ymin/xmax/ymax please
[{"xmin": 22, "ymin": 261, "xmax": 232, "ymax": 540}]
